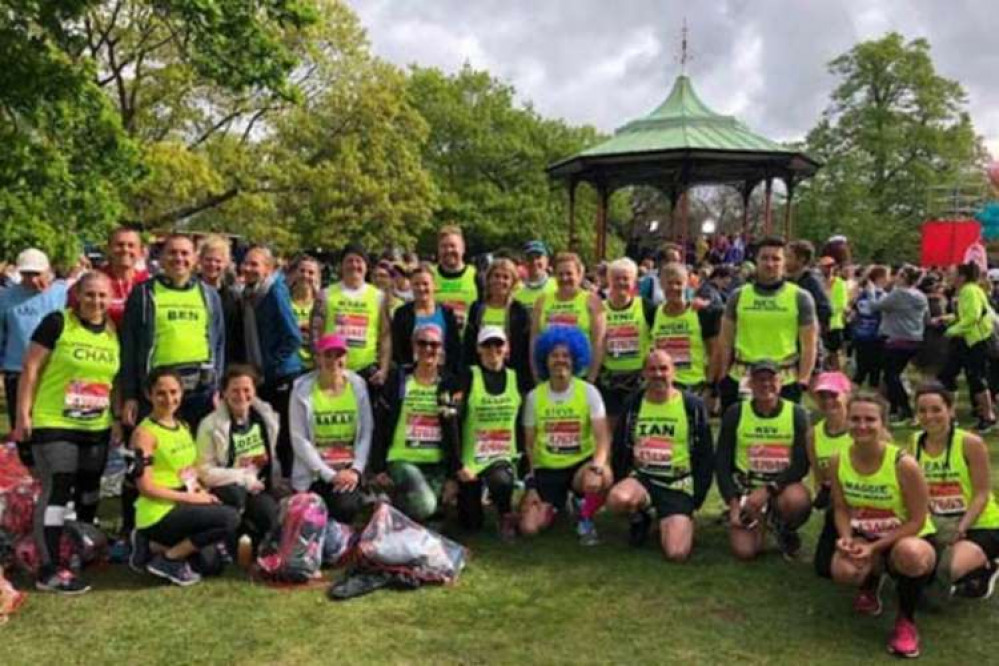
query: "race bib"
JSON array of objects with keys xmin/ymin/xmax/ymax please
[
  {"xmin": 634, "ymin": 437, "xmax": 673, "ymax": 470},
  {"xmin": 928, "ymin": 481, "xmax": 966, "ymax": 516},
  {"xmin": 318, "ymin": 444, "xmax": 354, "ymax": 470},
  {"xmin": 63, "ymin": 380, "xmax": 111, "ymax": 420},
  {"xmin": 335, "ymin": 313, "xmax": 370, "ymax": 348},
  {"xmin": 545, "ymin": 420, "xmax": 582, "ymax": 454},
  {"xmin": 850, "ymin": 507, "xmax": 902, "ymax": 539},
  {"xmin": 547, "ymin": 312, "xmax": 579, "ymax": 328},
  {"xmin": 474, "ymin": 428, "xmax": 512, "ymax": 463},
  {"xmin": 607, "ymin": 324, "xmax": 640, "ymax": 358},
  {"xmin": 179, "ymin": 467, "xmax": 199, "ymax": 493},
  {"xmin": 405, "ymin": 414, "xmax": 441, "ymax": 449},
  {"xmin": 656, "ymin": 336, "xmax": 691, "ymax": 367},
  {"xmin": 747, "ymin": 444, "xmax": 791, "ymax": 475}
]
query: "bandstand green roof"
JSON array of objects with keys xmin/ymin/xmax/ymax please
[{"xmin": 547, "ymin": 75, "xmax": 821, "ymax": 191}]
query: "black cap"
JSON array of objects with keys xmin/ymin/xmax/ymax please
[
  {"xmin": 340, "ymin": 242, "xmax": 367, "ymax": 263},
  {"xmin": 749, "ymin": 359, "xmax": 779, "ymax": 376}
]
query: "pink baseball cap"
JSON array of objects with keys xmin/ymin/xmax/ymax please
[
  {"xmin": 316, "ymin": 334, "xmax": 348, "ymax": 355},
  {"xmin": 813, "ymin": 372, "xmax": 851, "ymax": 396}
]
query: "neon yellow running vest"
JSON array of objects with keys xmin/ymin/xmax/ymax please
[
  {"xmin": 829, "ymin": 277, "xmax": 847, "ymax": 331},
  {"xmin": 735, "ymin": 400, "xmax": 795, "ymax": 487},
  {"xmin": 602, "ymin": 298, "xmax": 649, "ymax": 374},
  {"xmin": 838, "ymin": 442, "xmax": 935, "ymax": 539},
  {"xmin": 433, "ymin": 265, "xmax": 478, "ymax": 332},
  {"xmin": 514, "ymin": 277, "xmax": 556, "ymax": 312},
  {"xmin": 388, "ymin": 375, "xmax": 443, "ymax": 464},
  {"xmin": 461, "ymin": 367, "xmax": 521, "ymax": 475},
  {"xmin": 134, "ymin": 418, "xmax": 198, "ymax": 529},
  {"xmin": 291, "ymin": 299, "xmax": 314, "ymax": 369},
  {"xmin": 324, "ymin": 283, "xmax": 381, "ymax": 371},
  {"xmin": 152, "ymin": 281, "xmax": 210, "ymax": 367},
  {"xmin": 813, "ymin": 419, "xmax": 850, "ymax": 472},
  {"xmin": 312, "ymin": 380, "xmax": 358, "ymax": 471},
  {"xmin": 32, "ymin": 311, "xmax": 119, "ymax": 431},
  {"xmin": 914, "ymin": 428, "xmax": 999, "ymax": 529},
  {"xmin": 481, "ymin": 305, "xmax": 508, "ymax": 329},
  {"xmin": 732, "ymin": 283, "xmax": 799, "ymax": 382},
  {"xmin": 532, "ymin": 380, "xmax": 594, "ymax": 470},
  {"xmin": 633, "ymin": 392, "xmax": 691, "ymax": 494},
  {"xmin": 539, "ymin": 290, "xmax": 591, "ymax": 338},
  {"xmin": 651, "ymin": 305, "xmax": 706, "ymax": 386}
]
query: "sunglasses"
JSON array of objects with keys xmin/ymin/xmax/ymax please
[
  {"xmin": 416, "ymin": 340, "xmax": 442, "ymax": 349},
  {"xmin": 479, "ymin": 339, "xmax": 505, "ymax": 348}
]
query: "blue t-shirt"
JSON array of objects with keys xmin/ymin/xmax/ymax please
[
  {"xmin": 415, "ymin": 305, "xmax": 447, "ymax": 340},
  {"xmin": 0, "ymin": 281, "xmax": 69, "ymax": 371}
]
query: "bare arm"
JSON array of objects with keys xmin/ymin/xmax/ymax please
[
  {"xmin": 587, "ymin": 294, "xmax": 606, "ymax": 382},
  {"xmin": 958, "ymin": 433, "xmax": 994, "ymax": 536},
  {"xmin": 716, "ymin": 315, "xmax": 735, "ymax": 382},
  {"xmin": 797, "ymin": 322, "xmax": 818, "ymax": 385},
  {"xmin": 529, "ymin": 297, "xmax": 544, "ymax": 382},
  {"xmin": 870, "ymin": 456, "xmax": 930, "ymax": 554},
  {"xmin": 134, "ymin": 427, "xmax": 212, "ymax": 504},
  {"xmin": 590, "ymin": 416, "xmax": 611, "ymax": 469},
  {"xmin": 829, "ymin": 456, "xmax": 853, "ymax": 541}
]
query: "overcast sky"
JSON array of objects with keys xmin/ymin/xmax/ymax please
[{"xmin": 351, "ymin": 0, "xmax": 999, "ymax": 157}]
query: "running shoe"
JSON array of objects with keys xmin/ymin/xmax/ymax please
[
  {"xmin": 576, "ymin": 518, "xmax": 600, "ymax": 546},
  {"xmin": 108, "ymin": 538, "xmax": 130, "ymax": 564},
  {"xmin": 975, "ymin": 418, "xmax": 997, "ymax": 434},
  {"xmin": 628, "ymin": 509, "xmax": 652, "ymax": 548},
  {"xmin": 887, "ymin": 616, "xmax": 920, "ymax": 659},
  {"xmin": 146, "ymin": 555, "xmax": 202, "ymax": 587},
  {"xmin": 128, "ymin": 529, "xmax": 150, "ymax": 575},
  {"xmin": 35, "ymin": 569, "xmax": 91, "ymax": 596},
  {"xmin": 950, "ymin": 564, "xmax": 999, "ymax": 600},
  {"xmin": 775, "ymin": 527, "xmax": 803, "ymax": 562},
  {"xmin": 499, "ymin": 513, "xmax": 518, "ymax": 543},
  {"xmin": 853, "ymin": 575, "xmax": 885, "ymax": 617}
]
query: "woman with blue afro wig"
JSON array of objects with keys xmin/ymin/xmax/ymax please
[{"xmin": 533, "ymin": 326, "xmax": 591, "ymax": 380}]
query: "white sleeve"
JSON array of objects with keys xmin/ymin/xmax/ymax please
[
  {"xmin": 584, "ymin": 382, "xmax": 606, "ymax": 420},
  {"xmin": 521, "ymin": 388, "xmax": 539, "ymax": 428}
]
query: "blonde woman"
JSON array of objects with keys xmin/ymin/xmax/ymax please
[{"xmin": 464, "ymin": 257, "xmax": 532, "ymax": 392}]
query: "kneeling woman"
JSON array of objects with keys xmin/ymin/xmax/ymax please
[
  {"xmin": 370, "ymin": 325, "xmax": 458, "ymax": 523},
  {"xmin": 133, "ymin": 368, "xmax": 240, "ymax": 586},
  {"xmin": 913, "ymin": 382, "xmax": 999, "ymax": 599},
  {"xmin": 289, "ymin": 334, "xmax": 373, "ymax": 523},
  {"xmin": 829, "ymin": 394, "xmax": 936, "ymax": 659},
  {"xmin": 196, "ymin": 365, "xmax": 285, "ymax": 546},
  {"xmin": 453, "ymin": 326, "xmax": 522, "ymax": 540}
]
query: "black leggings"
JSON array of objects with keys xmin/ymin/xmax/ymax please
[
  {"xmin": 212, "ymin": 484, "xmax": 279, "ymax": 544},
  {"xmin": 457, "ymin": 462, "xmax": 515, "ymax": 531},
  {"xmin": 142, "ymin": 504, "xmax": 239, "ymax": 550},
  {"xmin": 32, "ymin": 441, "xmax": 107, "ymax": 576},
  {"xmin": 813, "ymin": 508, "xmax": 838, "ymax": 579},
  {"xmin": 310, "ymin": 481, "xmax": 364, "ymax": 524},
  {"xmin": 852, "ymin": 339, "xmax": 883, "ymax": 388},
  {"xmin": 883, "ymin": 343, "xmax": 918, "ymax": 417},
  {"xmin": 259, "ymin": 374, "xmax": 298, "ymax": 479}
]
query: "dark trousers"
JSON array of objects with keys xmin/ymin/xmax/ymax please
[
  {"xmin": 310, "ymin": 480, "xmax": 364, "ymax": 524},
  {"xmin": 142, "ymin": 503, "xmax": 239, "ymax": 550},
  {"xmin": 457, "ymin": 462, "xmax": 515, "ymax": 531},
  {"xmin": 852, "ymin": 338, "xmax": 883, "ymax": 389},
  {"xmin": 259, "ymin": 374, "xmax": 299, "ymax": 479},
  {"xmin": 212, "ymin": 483, "xmax": 279, "ymax": 545},
  {"xmin": 884, "ymin": 343, "xmax": 919, "ymax": 418},
  {"xmin": 3, "ymin": 371, "xmax": 18, "ymax": 430}
]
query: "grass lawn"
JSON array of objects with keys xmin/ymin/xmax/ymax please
[{"xmin": 3, "ymin": 397, "xmax": 999, "ymax": 664}]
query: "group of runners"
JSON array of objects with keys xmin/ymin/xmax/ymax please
[{"xmin": 2, "ymin": 225, "xmax": 997, "ymax": 659}]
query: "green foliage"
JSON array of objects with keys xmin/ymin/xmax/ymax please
[
  {"xmin": 406, "ymin": 65, "xmax": 614, "ymax": 262},
  {"xmin": 795, "ymin": 33, "xmax": 985, "ymax": 262}
]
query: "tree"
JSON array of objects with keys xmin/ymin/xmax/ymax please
[
  {"xmin": 795, "ymin": 33, "xmax": 986, "ymax": 262},
  {"xmin": 406, "ymin": 65, "xmax": 621, "ymax": 261}
]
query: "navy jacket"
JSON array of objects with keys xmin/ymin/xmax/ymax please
[{"xmin": 244, "ymin": 273, "xmax": 303, "ymax": 384}]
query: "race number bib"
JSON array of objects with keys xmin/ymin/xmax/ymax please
[
  {"xmin": 850, "ymin": 507, "xmax": 902, "ymax": 539},
  {"xmin": 747, "ymin": 444, "xmax": 791, "ymax": 475},
  {"xmin": 474, "ymin": 429, "xmax": 512, "ymax": 464},
  {"xmin": 656, "ymin": 336, "xmax": 691, "ymax": 367},
  {"xmin": 547, "ymin": 312, "xmax": 579, "ymax": 328},
  {"xmin": 318, "ymin": 444, "xmax": 355, "ymax": 470},
  {"xmin": 405, "ymin": 414, "xmax": 441, "ymax": 449},
  {"xmin": 64, "ymin": 381, "xmax": 111, "ymax": 420},
  {"xmin": 928, "ymin": 482, "xmax": 966, "ymax": 516},
  {"xmin": 544, "ymin": 420, "xmax": 582, "ymax": 454},
  {"xmin": 634, "ymin": 437, "xmax": 673, "ymax": 470},
  {"xmin": 335, "ymin": 313, "xmax": 370, "ymax": 348},
  {"xmin": 607, "ymin": 324, "xmax": 640, "ymax": 358}
]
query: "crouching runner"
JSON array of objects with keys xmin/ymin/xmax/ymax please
[
  {"xmin": 716, "ymin": 359, "xmax": 812, "ymax": 560},
  {"xmin": 519, "ymin": 327, "xmax": 612, "ymax": 545},
  {"xmin": 607, "ymin": 350, "xmax": 713, "ymax": 560}
]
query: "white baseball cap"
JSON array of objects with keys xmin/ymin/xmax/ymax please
[
  {"xmin": 477, "ymin": 325, "xmax": 507, "ymax": 345},
  {"xmin": 988, "ymin": 268, "xmax": 999, "ymax": 282},
  {"xmin": 16, "ymin": 248, "xmax": 50, "ymax": 274}
]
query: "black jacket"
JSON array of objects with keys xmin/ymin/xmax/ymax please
[
  {"xmin": 794, "ymin": 268, "xmax": 832, "ymax": 331},
  {"xmin": 612, "ymin": 388, "xmax": 714, "ymax": 509}
]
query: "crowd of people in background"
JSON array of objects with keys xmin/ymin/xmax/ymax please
[{"xmin": 2, "ymin": 225, "xmax": 999, "ymax": 659}]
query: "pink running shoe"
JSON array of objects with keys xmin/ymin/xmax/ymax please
[
  {"xmin": 853, "ymin": 588, "xmax": 882, "ymax": 616},
  {"xmin": 887, "ymin": 616, "xmax": 920, "ymax": 659}
]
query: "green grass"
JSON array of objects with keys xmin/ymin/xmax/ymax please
[{"xmin": 3, "ymin": 395, "xmax": 999, "ymax": 664}]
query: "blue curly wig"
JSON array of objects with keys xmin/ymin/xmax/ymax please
[{"xmin": 534, "ymin": 326, "xmax": 591, "ymax": 381}]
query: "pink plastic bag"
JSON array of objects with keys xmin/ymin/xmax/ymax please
[{"xmin": 0, "ymin": 445, "xmax": 39, "ymax": 537}]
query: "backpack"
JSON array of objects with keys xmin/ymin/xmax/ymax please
[{"xmin": 256, "ymin": 492, "xmax": 327, "ymax": 583}]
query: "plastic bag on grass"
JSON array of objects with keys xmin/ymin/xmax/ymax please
[
  {"xmin": 12, "ymin": 521, "xmax": 108, "ymax": 574},
  {"xmin": 322, "ymin": 519, "xmax": 356, "ymax": 567},
  {"xmin": 0, "ymin": 445, "xmax": 39, "ymax": 537},
  {"xmin": 354, "ymin": 502, "xmax": 467, "ymax": 584},
  {"xmin": 256, "ymin": 492, "xmax": 327, "ymax": 584}
]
